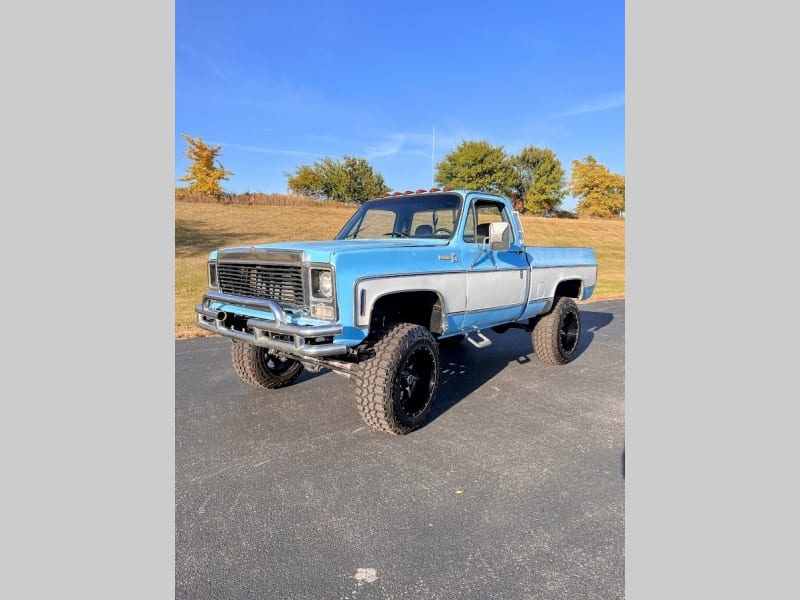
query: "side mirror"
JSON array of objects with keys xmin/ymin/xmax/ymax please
[{"xmin": 489, "ymin": 221, "xmax": 511, "ymax": 251}]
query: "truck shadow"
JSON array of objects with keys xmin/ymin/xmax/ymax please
[
  {"xmin": 428, "ymin": 309, "xmax": 615, "ymax": 424},
  {"xmin": 578, "ymin": 309, "xmax": 615, "ymax": 338}
]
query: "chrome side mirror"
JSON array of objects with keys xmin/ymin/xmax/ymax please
[{"xmin": 489, "ymin": 221, "xmax": 511, "ymax": 251}]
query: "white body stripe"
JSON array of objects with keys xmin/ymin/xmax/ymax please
[
  {"xmin": 529, "ymin": 265, "xmax": 597, "ymax": 299},
  {"xmin": 465, "ymin": 269, "xmax": 528, "ymax": 311},
  {"xmin": 355, "ymin": 273, "xmax": 465, "ymax": 327},
  {"xmin": 355, "ymin": 264, "xmax": 597, "ymax": 328}
]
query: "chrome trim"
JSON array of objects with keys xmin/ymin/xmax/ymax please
[
  {"xmin": 215, "ymin": 262, "xmax": 305, "ymax": 310},
  {"xmin": 195, "ymin": 292, "xmax": 347, "ymax": 357},
  {"xmin": 207, "ymin": 261, "xmax": 219, "ymax": 289},
  {"xmin": 305, "ymin": 262, "xmax": 338, "ymax": 321},
  {"xmin": 456, "ymin": 301, "xmax": 529, "ymax": 315},
  {"xmin": 530, "ymin": 263, "xmax": 598, "ymax": 269},
  {"xmin": 528, "ymin": 246, "xmax": 595, "ymax": 251},
  {"xmin": 354, "ymin": 265, "xmax": 561, "ymax": 281},
  {"xmin": 203, "ymin": 291, "xmax": 288, "ymax": 319},
  {"xmin": 247, "ymin": 317, "xmax": 342, "ymax": 339},
  {"xmin": 217, "ymin": 248, "xmax": 303, "ymax": 263}
]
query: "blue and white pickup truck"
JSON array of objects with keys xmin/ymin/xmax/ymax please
[{"xmin": 196, "ymin": 188, "xmax": 598, "ymax": 434}]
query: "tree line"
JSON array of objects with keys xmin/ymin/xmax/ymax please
[{"xmin": 178, "ymin": 134, "xmax": 624, "ymax": 218}]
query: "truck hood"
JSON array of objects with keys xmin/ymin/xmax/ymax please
[{"xmin": 212, "ymin": 238, "xmax": 449, "ymax": 263}]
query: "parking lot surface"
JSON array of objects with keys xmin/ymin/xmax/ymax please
[{"xmin": 176, "ymin": 299, "xmax": 625, "ymax": 599}]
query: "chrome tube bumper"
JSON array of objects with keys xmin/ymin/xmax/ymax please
[{"xmin": 195, "ymin": 292, "xmax": 347, "ymax": 357}]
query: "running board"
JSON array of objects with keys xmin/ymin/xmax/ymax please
[{"xmin": 465, "ymin": 330, "xmax": 492, "ymax": 349}]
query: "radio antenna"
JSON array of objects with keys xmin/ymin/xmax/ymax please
[{"xmin": 431, "ymin": 125, "xmax": 435, "ymax": 187}]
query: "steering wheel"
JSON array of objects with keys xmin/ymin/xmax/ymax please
[{"xmin": 434, "ymin": 227, "xmax": 453, "ymax": 236}]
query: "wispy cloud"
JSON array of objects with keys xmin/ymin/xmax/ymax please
[
  {"xmin": 556, "ymin": 92, "xmax": 625, "ymax": 117},
  {"xmin": 177, "ymin": 43, "xmax": 198, "ymax": 57},
  {"xmin": 177, "ymin": 44, "xmax": 228, "ymax": 81},
  {"xmin": 214, "ymin": 130, "xmax": 469, "ymax": 164},
  {"xmin": 365, "ymin": 134, "xmax": 408, "ymax": 159},
  {"xmin": 215, "ymin": 142, "xmax": 320, "ymax": 158},
  {"xmin": 208, "ymin": 66, "xmax": 227, "ymax": 81},
  {"xmin": 203, "ymin": 64, "xmax": 228, "ymax": 81}
]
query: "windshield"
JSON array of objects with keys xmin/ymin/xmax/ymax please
[{"xmin": 335, "ymin": 193, "xmax": 463, "ymax": 240}]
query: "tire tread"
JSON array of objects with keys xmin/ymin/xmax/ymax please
[
  {"xmin": 355, "ymin": 323, "xmax": 439, "ymax": 434},
  {"xmin": 532, "ymin": 296, "xmax": 580, "ymax": 365},
  {"xmin": 230, "ymin": 341, "xmax": 304, "ymax": 389}
]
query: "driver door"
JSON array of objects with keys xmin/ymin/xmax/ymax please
[{"xmin": 461, "ymin": 198, "xmax": 529, "ymax": 329}]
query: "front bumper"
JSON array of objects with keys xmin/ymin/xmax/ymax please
[{"xmin": 195, "ymin": 291, "xmax": 347, "ymax": 357}]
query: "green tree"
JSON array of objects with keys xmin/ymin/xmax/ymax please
[
  {"xmin": 285, "ymin": 164, "xmax": 327, "ymax": 200},
  {"xmin": 569, "ymin": 156, "xmax": 625, "ymax": 217},
  {"xmin": 178, "ymin": 134, "xmax": 233, "ymax": 196},
  {"xmin": 286, "ymin": 155, "xmax": 388, "ymax": 203},
  {"xmin": 511, "ymin": 146, "xmax": 567, "ymax": 214},
  {"xmin": 435, "ymin": 140, "xmax": 519, "ymax": 197}
]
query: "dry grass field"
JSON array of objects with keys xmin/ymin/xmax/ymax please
[{"xmin": 175, "ymin": 199, "xmax": 624, "ymax": 338}]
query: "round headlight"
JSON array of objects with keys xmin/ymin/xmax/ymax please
[{"xmin": 318, "ymin": 271, "xmax": 333, "ymax": 298}]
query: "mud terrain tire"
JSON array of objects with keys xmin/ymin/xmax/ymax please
[
  {"xmin": 532, "ymin": 296, "xmax": 581, "ymax": 365},
  {"xmin": 355, "ymin": 323, "xmax": 440, "ymax": 434},
  {"xmin": 230, "ymin": 341, "xmax": 304, "ymax": 388}
]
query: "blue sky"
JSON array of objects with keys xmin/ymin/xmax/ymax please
[{"xmin": 176, "ymin": 0, "xmax": 624, "ymax": 211}]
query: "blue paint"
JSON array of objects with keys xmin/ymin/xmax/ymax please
[{"xmin": 200, "ymin": 191, "xmax": 598, "ymax": 347}]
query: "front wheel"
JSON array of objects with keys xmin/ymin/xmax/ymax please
[
  {"xmin": 355, "ymin": 323, "xmax": 440, "ymax": 434},
  {"xmin": 230, "ymin": 341, "xmax": 304, "ymax": 388},
  {"xmin": 532, "ymin": 296, "xmax": 581, "ymax": 365}
]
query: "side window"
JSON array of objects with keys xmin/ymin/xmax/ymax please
[{"xmin": 463, "ymin": 200, "xmax": 514, "ymax": 244}]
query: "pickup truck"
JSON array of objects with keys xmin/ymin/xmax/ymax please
[{"xmin": 195, "ymin": 188, "xmax": 598, "ymax": 434}]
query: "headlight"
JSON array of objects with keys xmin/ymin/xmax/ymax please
[
  {"xmin": 318, "ymin": 271, "xmax": 333, "ymax": 297},
  {"xmin": 311, "ymin": 268, "xmax": 333, "ymax": 299}
]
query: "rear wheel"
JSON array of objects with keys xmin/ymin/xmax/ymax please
[
  {"xmin": 532, "ymin": 296, "xmax": 581, "ymax": 365},
  {"xmin": 355, "ymin": 323, "xmax": 440, "ymax": 434},
  {"xmin": 230, "ymin": 341, "xmax": 304, "ymax": 388}
]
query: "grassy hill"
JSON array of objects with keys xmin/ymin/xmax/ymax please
[{"xmin": 175, "ymin": 199, "xmax": 624, "ymax": 338}]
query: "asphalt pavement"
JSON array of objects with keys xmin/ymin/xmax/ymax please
[{"xmin": 175, "ymin": 299, "xmax": 625, "ymax": 599}]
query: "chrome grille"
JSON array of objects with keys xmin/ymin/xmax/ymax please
[{"xmin": 217, "ymin": 263, "xmax": 304, "ymax": 309}]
